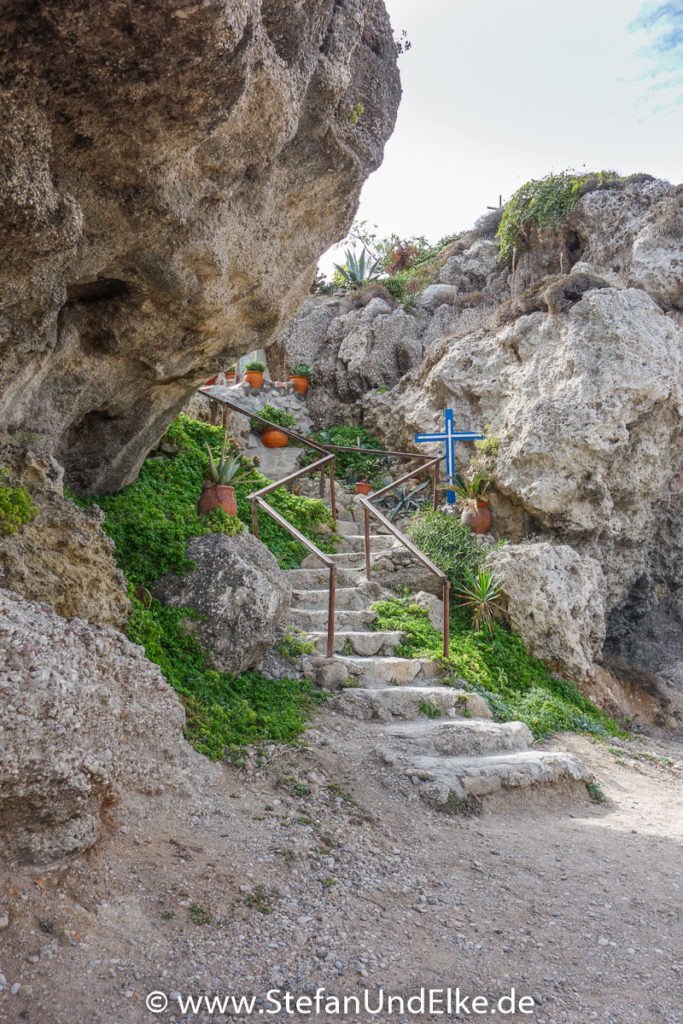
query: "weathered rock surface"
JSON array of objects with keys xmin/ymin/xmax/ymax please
[
  {"xmin": 487, "ymin": 543, "xmax": 607, "ymax": 682},
  {"xmin": 0, "ymin": 589, "xmax": 210, "ymax": 864},
  {"xmin": 152, "ymin": 532, "xmax": 292, "ymax": 674},
  {"xmin": 0, "ymin": 434, "xmax": 129, "ymax": 627},
  {"xmin": 0, "ymin": 0, "xmax": 400, "ymax": 493}
]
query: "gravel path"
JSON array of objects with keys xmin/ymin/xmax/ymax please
[{"xmin": 1, "ymin": 712, "xmax": 681, "ymax": 1024}]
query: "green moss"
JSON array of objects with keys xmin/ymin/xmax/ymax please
[
  {"xmin": 497, "ymin": 170, "xmax": 625, "ymax": 266},
  {"xmin": 73, "ymin": 414, "xmax": 332, "ymax": 759},
  {"xmin": 371, "ymin": 597, "xmax": 624, "ymax": 741},
  {"xmin": 0, "ymin": 470, "xmax": 38, "ymax": 536}
]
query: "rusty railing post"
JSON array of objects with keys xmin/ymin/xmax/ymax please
[
  {"xmin": 251, "ymin": 499, "xmax": 259, "ymax": 539},
  {"xmin": 442, "ymin": 580, "xmax": 450, "ymax": 659},
  {"xmin": 319, "ymin": 466, "xmax": 325, "ymax": 499},
  {"xmin": 327, "ymin": 565, "xmax": 337, "ymax": 658},
  {"xmin": 329, "ymin": 462, "xmax": 337, "ymax": 525},
  {"xmin": 433, "ymin": 459, "xmax": 440, "ymax": 510},
  {"xmin": 364, "ymin": 505, "xmax": 371, "ymax": 580}
]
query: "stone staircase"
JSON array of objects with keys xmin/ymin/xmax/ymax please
[{"xmin": 288, "ymin": 501, "xmax": 591, "ymax": 812}]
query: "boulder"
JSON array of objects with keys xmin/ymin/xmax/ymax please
[
  {"xmin": 152, "ymin": 533, "xmax": 292, "ymax": 674},
  {"xmin": 438, "ymin": 239, "xmax": 501, "ymax": 292},
  {"xmin": 417, "ymin": 284, "xmax": 458, "ymax": 311},
  {"xmin": 0, "ymin": 589, "xmax": 209, "ymax": 865},
  {"xmin": 0, "ymin": 434, "xmax": 129, "ymax": 627},
  {"xmin": 0, "ymin": 0, "xmax": 400, "ymax": 493},
  {"xmin": 487, "ymin": 543, "xmax": 607, "ymax": 682},
  {"xmin": 412, "ymin": 591, "xmax": 445, "ymax": 632}
]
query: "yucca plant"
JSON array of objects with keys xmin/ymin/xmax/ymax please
[
  {"xmin": 457, "ymin": 567, "xmax": 504, "ymax": 636},
  {"xmin": 333, "ymin": 246, "xmax": 384, "ymax": 289}
]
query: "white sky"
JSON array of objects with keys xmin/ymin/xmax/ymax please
[{"xmin": 320, "ymin": 0, "xmax": 682, "ymax": 273}]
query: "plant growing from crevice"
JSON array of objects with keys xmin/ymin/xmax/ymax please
[
  {"xmin": 0, "ymin": 469, "xmax": 38, "ymax": 536},
  {"xmin": 278, "ymin": 627, "xmax": 314, "ymax": 661}
]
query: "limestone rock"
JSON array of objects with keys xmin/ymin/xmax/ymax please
[
  {"xmin": 0, "ymin": 589, "xmax": 210, "ymax": 865},
  {"xmin": 417, "ymin": 284, "xmax": 458, "ymax": 312},
  {"xmin": 0, "ymin": 435, "xmax": 129, "ymax": 627},
  {"xmin": 152, "ymin": 532, "xmax": 292, "ymax": 674},
  {"xmin": 412, "ymin": 591, "xmax": 445, "ymax": 632},
  {"xmin": 487, "ymin": 543, "xmax": 607, "ymax": 682},
  {"xmin": 0, "ymin": 0, "xmax": 400, "ymax": 493},
  {"xmin": 438, "ymin": 239, "xmax": 501, "ymax": 292}
]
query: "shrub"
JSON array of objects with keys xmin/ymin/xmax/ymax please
[
  {"xmin": 304, "ymin": 424, "xmax": 386, "ymax": 483},
  {"xmin": 250, "ymin": 405, "xmax": 297, "ymax": 434},
  {"xmin": 0, "ymin": 470, "xmax": 38, "ymax": 536},
  {"xmin": 290, "ymin": 362, "xmax": 311, "ymax": 378},
  {"xmin": 497, "ymin": 170, "xmax": 624, "ymax": 265},
  {"xmin": 245, "ymin": 359, "xmax": 267, "ymax": 372},
  {"xmin": 406, "ymin": 508, "xmax": 484, "ymax": 593}
]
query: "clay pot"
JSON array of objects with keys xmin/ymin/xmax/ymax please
[
  {"xmin": 244, "ymin": 370, "xmax": 264, "ymax": 388},
  {"xmin": 461, "ymin": 499, "xmax": 491, "ymax": 534},
  {"xmin": 289, "ymin": 374, "xmax": 309, "ymax": 395},
  {"xmin": 225, "ymin": 372, "xmax": 236, "ymax": 385},
  {"xmin": 355, "ymin": 481, "xmax": 373, "ymax": 496},
  {"xmin": 204, "ymin": 375, "xmax": 217, "ymax": 386},
  {"xmin": 261, "ymin": 427, "xmax": 289, "ymax": 448},
  {"xmin": 197, "ymin": 482, "xmax": 237, "ymax": 517}
]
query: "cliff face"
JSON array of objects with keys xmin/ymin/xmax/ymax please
[
  {"xmin": 277, "ymin": 178, "xmax": 683, "ymax": 718},
  {"xmin": 0, "ymin": 0, "xmax": 400, "ymax": 493}
]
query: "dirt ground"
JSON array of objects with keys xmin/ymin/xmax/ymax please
[{"xmin": 1, "ymin": 711, "xmax": 681, "ymax": 1024}]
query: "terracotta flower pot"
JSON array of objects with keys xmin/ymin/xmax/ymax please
[
  {"xmin": 204, "ymin": 375, "xmax": 217, "ymax": 386},
  {"xmin": 197, "ymin": 482, "xmax": 237, "ymax": 517},
  {"xmin": 261, "ymin": 427, "xmax": 289, "ymax": 448},
  {"xmin": 461, "ymin": 499, "xmax": 491, "ymax": 534},
  {"xmin": 355, "ymin": 481, "xmax": 372, "ymax": 496},
  {"xmin": 244, "ymin": 370, "xmax": 264, "ymax": 388},
  {"xmin": 225, "ymin": 372, "xmax": 236, "ymax": 385},
  {"xmin": 289, "ymin": 375, "xmax": 309, "ymax": 395}
]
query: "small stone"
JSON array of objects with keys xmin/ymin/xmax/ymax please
[
  {"xmin": 11, "ymin": 983, "xmax": 21, "ymax": 995},
  {"xmin": 0, "ymin": 913, "xmax": 8, "ymax": 930},
  {"xmin": 169, "ymin": 991, "xmax": 182, "ymax": 1001}
]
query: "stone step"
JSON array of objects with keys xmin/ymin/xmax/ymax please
[
  {"xmin": 382, "ymin": 718, "xmax": 532, "ymax": 757},
  {"xmin": 289, "ymin": 608, "xmax": 375, "ymax": 631},
  {"xmin": 331, "ymin": 686, "xmax": 492, "ymax": 722},
  {"xmin": 310, "ymin": 655, "xmax": 442, "ymax": 690},
  {"xmin": 301, "ymin": 550, "xmax": 369, "ymax": 569},
  {"xmin": 291, "ymin": 586, "xmax": 378, "ymax": 611},
  {"xmin": 335, "ymin": 535, "xmax": 401, "ymax": 554},
  {"xmin": 286, "ymin": 567, "xmax": 368, "ymax": 587},
  {"xmin": 334, "ymin": 519, "xmax": 393, "ymax": 537},
  {"xmin": 402, "ymin": 750, "xmax": 592, "ymax": 806},
  {"xmin": 308, "ymin": 630, "xmax": 404, "ymax": 657}
]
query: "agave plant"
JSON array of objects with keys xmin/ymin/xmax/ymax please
[
  {"xmin": 333, "ymin": 246, "xmax": 384, "ymax": 289},
  {"xmin": 204, "ymin": 430, "xmax": 249, "ymax": 486},
  {"xmin": 457, "ymin": 567, "xmax": 504, "ymax": 636},
  {"xmin": 378, "ymin": 479, "xmax": 430, "ymax": 521}
]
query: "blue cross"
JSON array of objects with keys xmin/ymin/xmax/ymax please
[{"xmin": 415, "ymin": 409, "xmax": 484, "ymax": 504}]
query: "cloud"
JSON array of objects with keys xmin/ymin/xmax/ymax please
[{"xmin": 628, "ymin": 2, "xmax": 683, "ymax": 109}]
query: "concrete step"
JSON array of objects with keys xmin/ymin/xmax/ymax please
[
  {"xmin": 331, "ymin": 686, "xmax": 492, "ymax": 722},
  {"xmin": 334, "ymin": 519, "xmax": 393, "ymax": 537},
  {"xmin": 289, "ymin": 608, "xmax": 375, "ymax": 631},
  {"xmin": 301, "ymin": 550, "xmax": 369, "ymax": 569},
  {"xmin": 308, "ymin": 630, "xmax": 404, "ymax": 657},
  {"xmin": 382, "ymin": 719, "xmax": 533, "ymax": 757},
  {"xmin": 335, "ymin": 535, "xmax": 401, "ymax": 554},
  {"xmin": 403, "ymin": 750, "xmax": 592, "ymax": 806},
  {"xmin": 310, "ymin": 655, "xmax": 443, "ymax": 690},
  {"xmin": 291, "ymin": 586, "xmax": 378, "ymax": 611},
  {"xmin": 286, "ymin": 567, "xmax": 368, "ymax": 587}
]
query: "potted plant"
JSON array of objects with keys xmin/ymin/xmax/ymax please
[
  {"xmin": 198, "ymin": 430, "xmax": 249, "ymax": 516},
  {"xmin": 250, "ymin": 405, "xmax": 297, "ymax": 448},
  {"xmin": 451, "ymin": 470, "xmax": 492, "ymax": 534},
  {"xmin": 244, "ymin": 359, "xmax": 267, "ymax": 388},
  {"xmin": 289, "ymin": 362, "xmax": 312, "ymax": 395},
  {"xmin": 225, "ymin": 364, "xmax": 236, "ymax": 384}
]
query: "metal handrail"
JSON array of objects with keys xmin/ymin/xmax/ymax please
[
  {"xmin": 197, "ymin": 385, "xmax": 453, "ymax": 659},
  {"xmin": 198, "ymin": 387, "xmax": 339, "ymax": 656}
]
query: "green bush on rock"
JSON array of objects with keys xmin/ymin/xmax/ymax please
[
  {"xmin": 0, "ymin": 469, "xmax": 38, "ymax": 536},
  {"xmin": 75, "ymin": 415, "xmax": 332, "ymax": 759}
]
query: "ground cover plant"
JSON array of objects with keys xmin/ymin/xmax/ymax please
[
  {"xmin": 305, "ymin": 423, "xmax": 387, "ymax": 484},
  {"xmin": 371, "ymin": 597, "xmax": 623, "ymax": 741},
  {"xmin": 0, "ymin": 468, "xmax": 38, "ymax": 536},
  {"xmin": 75, "ymin": 414, "xmax": 331, "ymax": 758}
]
